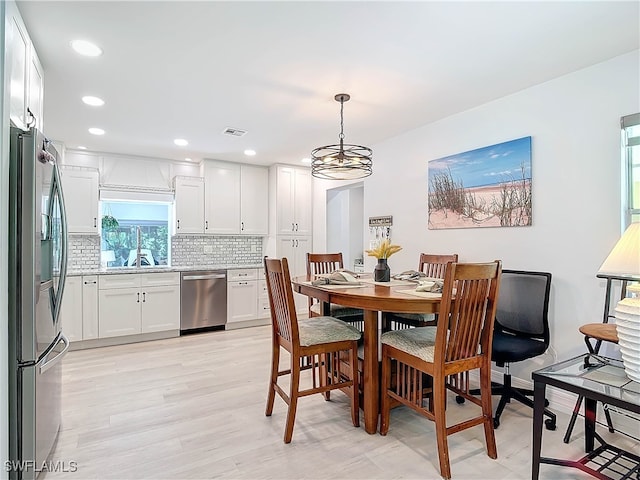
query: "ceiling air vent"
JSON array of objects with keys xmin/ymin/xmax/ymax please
[{"xmin": 222, "ymin": 127, "xmax": 247, "ymax": 137}]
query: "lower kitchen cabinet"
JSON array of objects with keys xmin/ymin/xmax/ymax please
[
  {"xmin": 227, "ymin": 268, "xmax": 258, "ymax": 324},
  {"xmin": 98, "ymin": 272, "xmax": 180, "ymax": 338},
  {"xmin": 59, "ymin": 275, "xmax": 98, "ymax": 341}
]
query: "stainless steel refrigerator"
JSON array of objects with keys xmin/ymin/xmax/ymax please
[{"xmin": 8, "ymin": 127, "xmax": 69, "ymax": 480}]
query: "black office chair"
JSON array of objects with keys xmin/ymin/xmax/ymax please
[{"xmin": 467, "ymin": 270, "xmax": 557, "ymax": 430}]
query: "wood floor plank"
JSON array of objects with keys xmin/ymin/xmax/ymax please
[{"xmin": 43, "ymin": 325, "xmax": 639, "ymax": 480}]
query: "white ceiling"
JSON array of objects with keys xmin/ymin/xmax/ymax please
[{"xmin": 17, "ymin": 1, "xmax": 640, "ymax": 168}]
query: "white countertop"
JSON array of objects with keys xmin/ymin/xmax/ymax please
[{"xmin": 67, "ymin": 263, "xmax": 264, "ymax": 276}]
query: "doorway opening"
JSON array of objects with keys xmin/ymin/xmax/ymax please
[{"xmin": 326, "ymin": 183, "xmax": 364, "ymax": 272}]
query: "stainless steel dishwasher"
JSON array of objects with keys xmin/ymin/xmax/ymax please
[{"xmin": 180, "ymin": 270, "xmax": 227, "ymax": 332}]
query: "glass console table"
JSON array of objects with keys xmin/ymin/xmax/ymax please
[{"xmin": 532, "ymin": 354, "xmax": 640, "ymax": 480}]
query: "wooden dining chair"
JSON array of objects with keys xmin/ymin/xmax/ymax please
[
  {"xmin": 264, "ymin": 256, "xmax": 361, "ymax": 443},
  {"xmin": 380, "ymin": 261, "xmax": 502, "ymax": 480},
  {"xmin": 306, "ymin": 252, "xmax": 364, "ymax": 330},
  {"xmin": 383, "ymin": 253, "xmax": 458, "ymax": 331}
]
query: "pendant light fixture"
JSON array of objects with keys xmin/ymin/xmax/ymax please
[{"xmin": 311, "ymin": 93, "xmax": 373, "ymax": 180}]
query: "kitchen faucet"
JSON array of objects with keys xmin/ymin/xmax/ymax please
[{"xmin": 135, "ymin": 226, "xmax": 147, "ymax": 268}]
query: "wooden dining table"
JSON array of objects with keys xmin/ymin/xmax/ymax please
[{"xmin": 291, "ymin": 275, "xmax": 442, "ymax": 434}]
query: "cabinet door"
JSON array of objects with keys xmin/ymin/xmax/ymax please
[
  {"xmin": 276, "ymin": 236, "xmax": 311, "ymax": 314},
  {"xmin": 82, "ymin": 276, "xmax": 99, "ymax": 340},
  {"xmin": 293, "ymin": 168, "xmax": 312, "ymax": 235},
  {"xmin": 204, "ymin": 162, "xmax": 240, "ymax": 234},
  {"xmin": 61, "ymin": 168, "xmax": 99, "ymax": 233},
  {"xmin": 59, "ymin": 276, "xmax": 83, "ymax": 342},
  {"xmin": 227, "ymin": 280, "xmax": 258, "ymax": 323},
  {"xmin": 28, "ymin": 51, "xmax": 44, "ymax": 131},
  {"xmin": 98, "ymin": 287, "xmax": 141, "ymax": 337},
  {"xmin": 141, "ymin": 285, "xmax": 180, "ymax": 333},
  {"xmin": 276, "ymin": 167, "xmax": 296, "ymax": 234},
  {"xmin": 240, "ymin": 165, "xmax": 268, "ymax": 235},
  {"xmin": 257, "ymin": 279, "xmax": 270, "ymax": 319},
  {"xmin": 7, "ymin": 7, "xmax": 29, "ymax": 129},
  {"xmin": 174, "ymin": 176, "xmax": 205, "ymax": 234}
]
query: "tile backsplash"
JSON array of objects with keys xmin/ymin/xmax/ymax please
[
  {"xmin": 67, "ymin": 235, "xmax": 264, "ymax": 270},
  {"xmin": 171, "ymin": 235, "xmax": 263, "ymax": 266},
  {"xmin": 68, "ymin": 235, "xmax": 101, "ymax": 270}
]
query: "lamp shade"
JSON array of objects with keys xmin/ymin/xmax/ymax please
[{"xmin": 597, "ymin": 222, "xmax": 640, "ymax": 277}]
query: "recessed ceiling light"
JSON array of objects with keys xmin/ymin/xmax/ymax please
[
  {"xmin": 71, "ymin": 40, "xmax": 103, "ymax": 57},
  {"xmin": 77, "ymin": 146, "xmax": 87, "ymax": 150},
  {"xmin": 301, "ymin": 158, "xmax": 312, "ymax": 164},
  {"xmin": 82, "ymin": 95, "xmax": 105, "ymax": 106},
  {"xmin": 174, "ymin": 138, "xmax": 188, "ymax": 146},
  {"xmin": 88, "ymin": 127, "xmax": 105, "ymax": 135},
  {"xmin": 185, "ymin": 157, "xmax": 192, "ymax": 162},
  {"xmin": 244, "ymin": 149, "xmax": 256, "ymax": 156}
]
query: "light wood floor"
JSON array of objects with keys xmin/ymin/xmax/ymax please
[{"xmin": 44, "ymin": 326, "xmax": 638, "ymax": 480}]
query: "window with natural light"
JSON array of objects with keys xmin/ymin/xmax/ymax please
[
  {"xmin": 622, "ymin": 113, "xmax": 640, "ymax": 226},
  {"xmin": 101, "ymin": 200, "xmax": 171, "ymax": 267}
]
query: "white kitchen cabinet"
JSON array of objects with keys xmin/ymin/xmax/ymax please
[
  {"xmin": 204, "ymin": 161, "xmax": 241, "ymax": 234},
  {"xmin": 81, "ymin": 275, "xmax": 99, "ymax": 340},
  {"xmin": 240, "ymin": 165, "xmax": 268, "ymax": 235},
  {"xmin": 276, "ymin": 235, "xmax": 311, "ymax": 314},
  {"xmin": 5, "ymin": 1, "xmax": 45, "ymax": 131},
  {"xmin": 59, "ymin": 275, "xmax": 99, "ymax": 342},
  {"xmin": 202, "ymin": 161, "xmax": 268, "ymax": 235},
  {"xmin": 227, "ymin": 268, "xmax": 258, "ymax": 324},
  {"xmin": 28, "ymin": 51, "xmax": 44, "ymax": 130},
  {"xmin": 61, "ymin": 167, "xmax": 99, "ymax": 234},
  {"xmin": 257, "ymin": 276, "xmax": 270, "ymax": 320},
  {"xmin": 174, "ymin": 176, "xmax": 205, "ymax": 234},
  {"xmin": 273, "ymin": 165, "xmax": 312, "ymax": 236},
  {"xmin": 98, "ymin": 272, "xmax": 180, "ymax": 338},
  {"xmin": 59, "ymin": 276, "xmax": 83, "ymax": 342}
]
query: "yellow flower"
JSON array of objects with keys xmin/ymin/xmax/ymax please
[{"xmin": 365, "ymin": 239, "xmax": 402, "ymax": 259}]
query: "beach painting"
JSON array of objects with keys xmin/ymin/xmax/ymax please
[{"xmin": 428, "ymin": 136, "xmax": 532, "ymax": 230}]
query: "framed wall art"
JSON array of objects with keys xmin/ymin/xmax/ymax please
[{"xmin": 428, "ymin": 136, "xmax": 532, "ymax": 230}]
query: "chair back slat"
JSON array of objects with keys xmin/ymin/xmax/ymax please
[
  {"xmin": 419, "ymin": 253, "xmax": 459, "ymax": 278},
  {"xmin": 436, "ymin": 262, "xmax": 501, "ymax": 364},
  {"xmin": 307, "ymin": 252, "xmax": 344, "ymax": 275},
  {"xmin": 264, "ymin": 257, "xmax": 299, "ymax": 347}
]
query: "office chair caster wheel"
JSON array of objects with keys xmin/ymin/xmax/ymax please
[
  {"xmin": 545, "ymin": 419, "xmax": 556, "ymax": 430},
  {"xmin": 455, "ymin": 395, "xmax": 465, "ymax": 404},
  {"xmin": 493, "ymin": 418, "xmax": 500, "ymax": 429}
]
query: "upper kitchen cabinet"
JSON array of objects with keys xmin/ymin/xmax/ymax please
[
  {"xmin": 240, "ymin": 164, "xmax": 268, "ymax": 235},
  {"xmin": 203, "ymin": 161, "xmax": 241, "ymax": 235},
  {"xmin": 203, "ymin": 161, "xmax": 268, "ymax": 235},
  {"xmin": 5, "ymin": 2, "xmax": 44, "ymax": 131},
  {"xmin": 61, "ymin": 167, "xmax": 100, "ymax": 234},
  {"xmin": 271, "ymin": 165, "xmax": 312, "ymax": 236},
  {"xmin": 173, "ymin": 176, "xmax": 205, "ymax": 234}
]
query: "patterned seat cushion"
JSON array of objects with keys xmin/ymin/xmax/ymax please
[
  {"xmin": 381, "ymin": 327, "xmax": 438, "ymax": 362},
  {"xmin": 310, "ymin": 303, "xmax": 363, "ymax": 318},
  {"xmin": 387, "ymin": 312, "xmax": 435, "ymax": 323},
  {"xmin": 298, "ymin": 316, "xmax": 362, "ymax": 347}
]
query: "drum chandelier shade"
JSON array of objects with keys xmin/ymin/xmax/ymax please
[{"xmin": 311, "ymin": 93, "xmax": 373, "ymax": 180}]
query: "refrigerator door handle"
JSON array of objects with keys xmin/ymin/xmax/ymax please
[
  {"xmin": 39, "ymin": 333, "xmax": 69, "ymax": 374},
  {"xmin": 50, "ymin": 161, "xmax": 69, "ymax": 324}
]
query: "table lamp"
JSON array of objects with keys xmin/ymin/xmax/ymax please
[{"xmin": 597, "ymin": 222, "xmax": 640, "ymax": 382}]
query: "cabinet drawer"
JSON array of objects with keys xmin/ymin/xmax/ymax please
[
  {"xmin": 140, "ymin": 272, "xmax": 180, "ymax": 287},
  {"xmin": 228, "ymin": 268, "xmax": 258, "ymax": 281},
  {"xmin": 258, "ymin": 279, "xmax": 268, "ymax": 298},
  {"xmin": 99, "ymin": 274, "xmax": 141, "ymax": 290}
]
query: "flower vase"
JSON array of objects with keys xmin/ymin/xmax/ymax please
[{"xmin": 374, "ymin": 258, "xmax": 391, "ymax": 282}]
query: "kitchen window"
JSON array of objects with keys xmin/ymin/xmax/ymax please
[
  {"xmin": 622, "ymin": 113, "xmax": 640, "ymax": 226},
  {"xmin": 100, "ymin": 191, "xmax": 172, "ymax": 267}
]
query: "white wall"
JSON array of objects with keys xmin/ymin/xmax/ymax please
[{"xmin": 313, "ymin": 51, "xmax": 640, "ymax": 384}]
